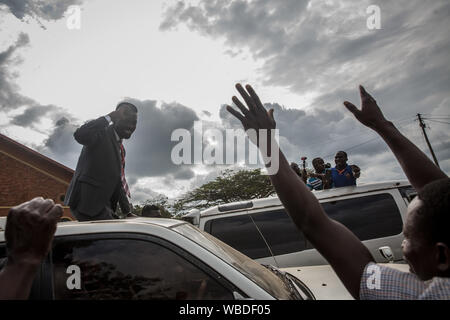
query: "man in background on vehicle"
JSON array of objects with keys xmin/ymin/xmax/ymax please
[
  {"xmin": 306, "ymin": 157, "xmax": 332, "ymax": 191},
  {"xmin": 331, "ymin": 151, "xmax": 361, "ymax": 188}
]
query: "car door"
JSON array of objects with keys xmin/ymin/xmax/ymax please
[
  {"xmin": 249, "ymin": 207, "xmax": 308, "ymax": 268},
  {"xmin": 297, "ymin": 190, "xmax": 405, "ymax": 266},
  {"xmin": 202, "ymin": 211, "xmax": 278, "ymax": 266},
  {"xmin": 49, "ymin": 233, "xmax": 238, "ymax": 300}
]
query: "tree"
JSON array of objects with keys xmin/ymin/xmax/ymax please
[{"xmin": 172, "ymin": 169, "xmax": 276, "ymax": 216}]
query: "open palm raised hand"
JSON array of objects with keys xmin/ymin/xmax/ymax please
[
  {"xmin": 343, "ymin": 85, "xmax": 389, "ymax": 129},
  {"xmin": 226, "ymin": 83, "xmax": 276, "ymax": 133}
]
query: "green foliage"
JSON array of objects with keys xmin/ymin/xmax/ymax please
[{"xmin": 172, "ymin": 169, "xmax": 275, "ymax": 216}]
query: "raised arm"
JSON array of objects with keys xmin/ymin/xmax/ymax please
[
  {"xmin": 73, "ymin": 117, "xmax": 110, "ymax": 146},
  {"xmin": 74, "ymin": 110, "xmax": 123, "ymax": 146},
  {"xmin": 344, "ymin": 86, "xmax": 448, "ymax": 191},
  {"xmin": 226, "ymin": 84, "xmax": 373, "ymax": 298}
]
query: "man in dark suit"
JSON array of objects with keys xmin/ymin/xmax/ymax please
[{"xmin": 64, "ymin": 102, "xmax": 138, "ymax": 221}]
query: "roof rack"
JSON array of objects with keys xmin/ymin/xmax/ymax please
[{"xmin": 218, "ymin": 201, "xmax": 253, "ymax": 212}]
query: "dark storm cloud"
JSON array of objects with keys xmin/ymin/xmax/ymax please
[
  {"xmin": 0, "ymin": 0, "xmax": 81, "ymax": 21},
  {"xmin": 10, "ymin": 104, "xmax": 50, "ymax": 126},
  {"xmin": 162, "ymin": 0, "xmax": 450, "ymax": 178},
  {"xmin": 220, "ymin": 101, "xmax": 378, "ymax": 163},
  {"xmin": 0, "ymin": 33, "xmax": 33, "ymax": 112},
  {"xmin": 0, "ymin": 33, "xmax": 81, "ymax": 169},
  {"xmin": 36, "ymin": 116, "xmax": 81, "ymax": 169},
  {"xmin": 10, "ymin": 103, "xmax": 73, "ymax": 128},
  {"xmin": 0, "ymin": 33, "xmax": 77, "ymax": 131},
  {"xmin": 0, "ymin": 2, "xmax": 85, "ymax": 122},
  {"xmin": 131, "ymin": 185, "xmax": 164, "ymax": 204},
  {"xmin": 1, "ymin": 0, "xmax": 448, "ymax": 202},
  {"xmin": 173, "ymin": 168, "xmax": 195, "ymax": 180},
  {"xmin": 160, "ymin": 0, "xmax": 450, "ymax": 113}
]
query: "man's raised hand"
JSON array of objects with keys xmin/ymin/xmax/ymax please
[
  {"xmin": 343, "ymin": 85, "xmax": 389, "ymax": 129},
  {"xmin": 226, "ymin": 83, "xmax": 276, "ymax": 133},
  {"xmin": 107, "ymin": 109, "xmax": 123, "ymax": 124}
]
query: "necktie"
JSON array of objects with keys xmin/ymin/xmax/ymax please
[{"xmin": 119, "ymin": 143, "xmax": 131, "ymax": 198}]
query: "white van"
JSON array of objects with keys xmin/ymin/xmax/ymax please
[{"xmin": 182, "ymin": 181, "xmax": 416, "ymax": 268}]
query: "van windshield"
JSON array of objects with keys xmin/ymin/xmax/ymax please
[{"xmin": 172, "ymin": 223, "xmax": 295, "ymax": 299}]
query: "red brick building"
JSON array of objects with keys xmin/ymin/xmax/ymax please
[{"xmin": 0, "ymin": 133, "xmax": 74, "ymax": 220}]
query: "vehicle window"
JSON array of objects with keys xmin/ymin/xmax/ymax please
[
  {"xmin": 205, "ymin": 214, "xmax": 271, "ymax": 259},
  {"xmin": 52, "ymin": 237, "xmax": 233, "ymax": 300},
  {"xmin": 320, "ymin": 193, "xmax": 403, "ymax": 243},
  {"xmin": 173, "ymin": 223, "xmax": 296, "ymax": 300},
  {"xmin": 0, "ymin": 244, "xmax": 44, "ymax": 300},
  {"xmin": 251, "ymin": 209, "xmax": 307, "ymax": 255}
]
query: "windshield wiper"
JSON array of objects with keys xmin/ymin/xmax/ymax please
[{"xmin": 262, "ymin": 264, "xmax": 309, "ymax": 300}]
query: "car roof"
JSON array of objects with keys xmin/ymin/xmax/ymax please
[
  {"xmin": 0, "ymin": 217, "xmax": 186, "ymax": 233},
  {"xmin": 56, "ymin": 217, "xmax": 185, "ymax": 228},
  {"xmin": 199, "ymin": 180, "xmax": 411, "ymax": 217}
]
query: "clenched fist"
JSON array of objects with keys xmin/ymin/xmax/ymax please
[{"xmin": 5, "ymin": 197, "xmax": 62, "ymax": 266}]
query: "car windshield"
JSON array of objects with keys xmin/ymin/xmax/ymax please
[{"xmin": 172, "ymin": 223, "xmax": 296, "ymax": 299}]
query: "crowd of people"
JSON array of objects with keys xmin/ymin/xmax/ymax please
[
  {"xmin": 0, "ymin": 83, "xmax": 449, "ymax": 300},
  {"xmin": 290, "ymin": 151, "xmax": 361, "ymax": 191}
]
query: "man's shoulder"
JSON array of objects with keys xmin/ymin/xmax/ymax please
[
  {"xmin": 360, "ymin": 262, "xmax": 450, "ymax": 300},
  {"xmin": 420, "ymin": 276, "xmax": 450, "ymax": 300},
  {"xmin": 360, "ymin": 262, "xmax": 417, "ymax": 299},
  {"xmin": 92, "ymin": 124, "xmax": 114, "ymax": 141}
]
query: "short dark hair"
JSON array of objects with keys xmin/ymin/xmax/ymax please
[
  {"xmin": 416, "ymin": 178, "xmax": 450, "ymax": 246},
  {"xmin": 312, "ymin": 157, "xmax": 323, "ymax": 166},
  {"xmin": 336, "ymin": 151, "xmax": 347, "ymax": 158},
  {"xmin": 116, "ymin": 102, "xmax": 138, "ymax": 113}
]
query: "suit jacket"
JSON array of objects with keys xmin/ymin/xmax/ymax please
[{"xmin": 64, "ymin": 117, "xmax": 131, "ymax": 216}]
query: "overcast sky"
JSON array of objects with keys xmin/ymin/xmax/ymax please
[{"xmin": 0, "ymin": 0, "xmax": 449, "ymax": 203}]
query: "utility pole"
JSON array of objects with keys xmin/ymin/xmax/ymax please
[{"xmin": 417, "ymin": 113, "xmax": 440, "ymax": 168}]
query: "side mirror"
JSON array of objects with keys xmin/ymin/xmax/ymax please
[
  {"xmin": 379, "ymin": 246, "xmax": 394, "ymax": 263},
  {"xmin": 181, "ymin": 209, "xmax": 200, "ymax": 226}
]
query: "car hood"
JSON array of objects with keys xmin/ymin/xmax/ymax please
[{"xmin": 281, "ymin": 263, "xmax": 409, "ymax": 300}]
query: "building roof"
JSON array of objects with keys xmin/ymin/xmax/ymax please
[{"xmin": 0, "ymin": 133, "xmax": 74, "ymax": 184}]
